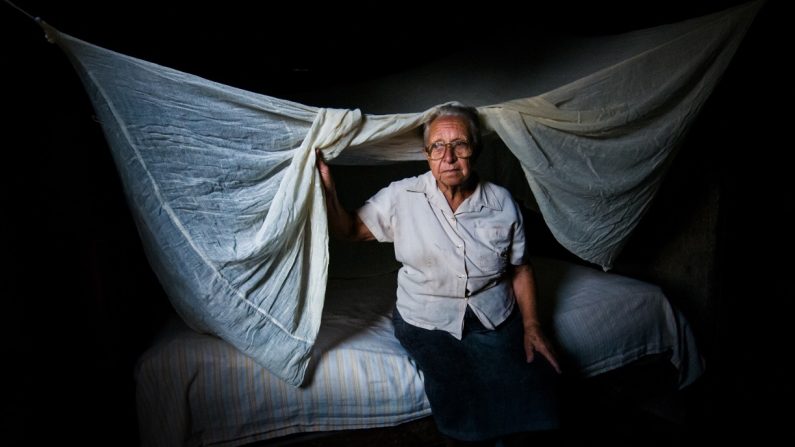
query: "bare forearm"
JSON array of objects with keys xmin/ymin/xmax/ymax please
[
  {"xmin": 325, "ymin": 191, "xmax": 363, "ymax": 240},
  {"xmin": 512, "ymin": 264, "xmax": 541, "ymax": 329},
  {"xmin": 512, "ymin": 263, "xmax": 560, "ymax": 372},
  {"xmin": 316, "ymin": 151, "xmax": 373, "ymax": 241}
]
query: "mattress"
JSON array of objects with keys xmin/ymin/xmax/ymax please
[{"xmin": 135, "ymin": 257, "xmax": 703, "ymax": 446}]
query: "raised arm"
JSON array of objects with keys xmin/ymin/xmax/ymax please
[
  {"xmin": 316, "ymin": 151, "xmax": 375, "ymax": 241},
  {"xmin": 512, "ymin": 263, "xmax": 561, "ymax": 373}
]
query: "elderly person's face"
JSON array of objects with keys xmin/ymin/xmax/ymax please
[{"xmin": 425, "ymin": 116, "xmax": 473, "ymax": 190}]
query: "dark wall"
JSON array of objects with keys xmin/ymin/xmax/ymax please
[{"xmin": 3, "ymin": 0, "xmax": 789, "ymax": 444}]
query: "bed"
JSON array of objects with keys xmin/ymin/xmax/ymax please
[{"xmin": 134, "ymin": 255, "xmax": 703, "ymax": 447}]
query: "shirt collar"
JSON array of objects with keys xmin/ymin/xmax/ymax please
[{"xmin": 407, "ymin": 171, "xmax": 502, "ymax": 213}]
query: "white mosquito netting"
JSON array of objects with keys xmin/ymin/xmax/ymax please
[{"xmin": 36, "ymin": 1, "xmax": 760, "ymax": 386}]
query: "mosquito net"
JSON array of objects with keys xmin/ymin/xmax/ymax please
[{"xmin": 35, "ymin": 1, "xmax": 760, "ymax": 385}]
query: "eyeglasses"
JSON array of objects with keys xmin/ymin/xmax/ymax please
[{"xmin": 425, "ymin": 140, "xmax": 473, "ymax": 160}]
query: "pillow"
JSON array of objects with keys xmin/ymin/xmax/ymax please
[{"xmin": 531, "ymin": 256, "xmax": 703, "ymax": 387}]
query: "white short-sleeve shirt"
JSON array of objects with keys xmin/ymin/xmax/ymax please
[{"xmin": 358, "ymin": 171, "xmax": 527, "ymax": 339}]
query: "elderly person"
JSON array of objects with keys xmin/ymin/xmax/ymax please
[{"xmin": 316, "ymin": 104, "xmax": 560, "ymax": 446}]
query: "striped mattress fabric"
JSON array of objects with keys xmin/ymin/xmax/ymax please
[{"xmin": 135, "ymin": 272, "xmax": 431, "ymax": 447}]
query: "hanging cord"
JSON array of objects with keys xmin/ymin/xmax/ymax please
[
  {"xmin": 4, "ymin": 0, "xmax": 57, "ymax": 43},
  {"xmin": 4, "ymin": 0, "xmax": 38, "ymax": 21}
]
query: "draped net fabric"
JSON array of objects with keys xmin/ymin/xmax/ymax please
[{"xmin": 40, "ymin": 1, "xmax": 760, "ymax": 386}]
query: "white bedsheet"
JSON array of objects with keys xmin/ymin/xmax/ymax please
[{"xmin": 135, "ymin": 257, "xmax": 703, "ymax": 446}]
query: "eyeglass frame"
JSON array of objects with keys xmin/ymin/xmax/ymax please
[{"xmin": 424, "ymin": 139, "xmax": 474, "ymax": 160}]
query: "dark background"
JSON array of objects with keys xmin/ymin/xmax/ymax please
[{"xmin": 2, "ymin": 0, "xmax": 790, "ymax": 444}]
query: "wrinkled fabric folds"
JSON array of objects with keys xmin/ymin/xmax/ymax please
[{"xmin": 41, "ymin": 1, "xmax": 760, "ymax": 385}]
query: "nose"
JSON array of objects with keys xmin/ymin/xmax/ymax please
[{"xmin": 442, "ymin": 144, "xmax": 457, "ymax": 163}]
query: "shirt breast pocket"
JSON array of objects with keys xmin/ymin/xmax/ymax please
[{"xmin": 473, "ymin": 226, "xmax": 511, "ymax": 272}]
